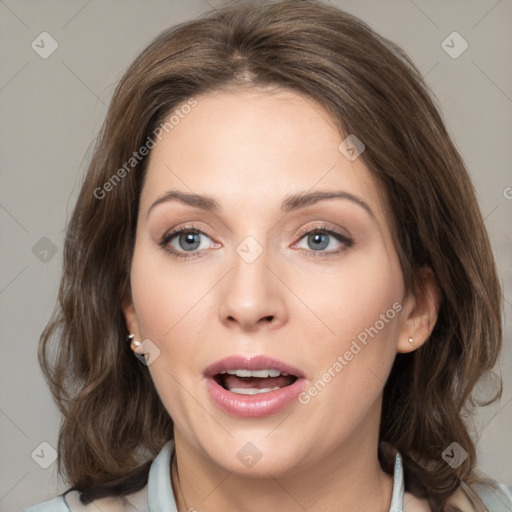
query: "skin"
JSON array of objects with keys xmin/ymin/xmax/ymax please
[{"xmin": 123, "ymin": 87, "xmax": 438, "ymax": 512}]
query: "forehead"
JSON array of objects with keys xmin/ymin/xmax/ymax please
[{"xmin": 140, "ymin": 88, "xmax": 387, "ymax": 224}]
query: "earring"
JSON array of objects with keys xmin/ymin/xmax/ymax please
[
  {"xmin": 408, "ymin": 337, "xmax": 414, "ymax": 346},
  {"xmin": 127, "ymin": 333, "xmax": 141, "ymax": 348}
]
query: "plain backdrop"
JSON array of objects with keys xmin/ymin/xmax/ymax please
[{"xmin": 0, "ymin": 0, "xmax": 511, "ymax": 510}]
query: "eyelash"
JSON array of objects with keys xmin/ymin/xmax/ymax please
[
  {"xmin": 158, "ymin": 224, "xmax": 209, "ymax": 260},
  {"xmin": 295, "ymin": 224, "xmax": 353, "ymax": 258},
  {"xmin": 159, "ymin": 223, "xmax": 353, "ymax": 260}
]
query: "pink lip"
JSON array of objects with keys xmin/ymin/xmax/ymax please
[{"xmin": 204, "ymin": 355, "xmax": 307, "ymax": 418}]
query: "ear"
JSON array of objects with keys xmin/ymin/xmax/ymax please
[
  {"xmin": 397, "ymin": 267, "xmax": 440, "ymax": 353},
  {"xmin": 121, "ymin": 287, "xmax": 144, "ymax": 355}
]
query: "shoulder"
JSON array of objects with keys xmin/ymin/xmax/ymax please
[
  {"xmin": 21, "ymin": 440, "xmax": 173, "ymax": 512},
  {"xmin": 471, "ymin": 480, "xmax": 512, "ymax": 511},
  {"xmin": 403, "ymin": 480, "xmax": 512, "ymax": 512},
  {"xmin": 21, "ymin": 485, "xmax": 149, "ymax": 512},
  {"xmin": 446, "ymin": 479, "xmax": 512, "ymax": 512},
  {"xmin": 21, "ymin": 495, "xmax": 69, "ymax": 512}
]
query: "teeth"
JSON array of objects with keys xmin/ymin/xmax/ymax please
[
  {"xmin": 229, "ymin": 386, "xmax": 281, "ymax": 395},
  {"xmin": 223, "ymin": 369, "xmax": 285, "ymax": 378}
]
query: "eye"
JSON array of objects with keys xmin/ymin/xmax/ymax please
[
  {"xmin": 294, "ymin": 225, "xmax": 353, "ymax": 256},
  {"xmin": 159, "ymin": 224, "xmax": 352, "ymax": 260},
  {"xmin": 159, "ymin": 225, "xmax": 219, "ymax": 259}
]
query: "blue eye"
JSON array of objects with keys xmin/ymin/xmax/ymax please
[
  {"xmin": 174, "ymin": 231, "xmax": 203, "ymax": 251},
  {"xmin": 295, "ymin": 226, "xmax": 353, "ymax": 256},
  {"xmin": 159, "ymin": 224, "xmax": 353, "ymax": 260},
  {"xmin": 159, "ymin": 226, "xmax": 215, "ymax": 259}
]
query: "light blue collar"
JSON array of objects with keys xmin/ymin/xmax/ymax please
[
  {"xmin": 147, "ymin": 439, "xmax": 178, "ymax": 511},
  {"xmin": 390, "ymin": 451, "xmax": 405, "ymax": 511},
  {"xmin": 148, "ymin": 440, "xmax": 405, "ymax": 511}
]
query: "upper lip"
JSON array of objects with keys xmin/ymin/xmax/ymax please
[{"xmin": 204, "ymin": 355, "xmax": 305, "ymax": 378}]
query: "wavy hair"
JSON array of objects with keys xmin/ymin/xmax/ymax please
[{"xmin": 39, "ymin": 1, "xmax": 503, "ymax": 510}]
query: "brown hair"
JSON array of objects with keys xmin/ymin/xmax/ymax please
[{"xmin": 39, "ymin": 1, "xmax": 503, "ymax": 510}]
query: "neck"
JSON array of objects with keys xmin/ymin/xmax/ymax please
[{"xmin": 171, "ymin": 406, "xmax": 393, "ymax": 512}]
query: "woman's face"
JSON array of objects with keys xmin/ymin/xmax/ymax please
[{"xmin": 124, "ymin": 88, "xmax": 416, "ymax": 477}]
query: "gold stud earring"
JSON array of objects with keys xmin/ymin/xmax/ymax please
[{"xmin": 408, "ymin": 337, "xmax": 414, "ymax": 346}]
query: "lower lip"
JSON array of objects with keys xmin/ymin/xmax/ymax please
[{"xmin": 205, "ymin": 376, "xmax": 306, "ymax": 418}]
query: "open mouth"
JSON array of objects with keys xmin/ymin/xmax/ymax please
[
  {"xmin": 214, "ymin": 369, "xmax": 298, "ymax": 395},
  {"xmin": 204, "ymin": 355, "xmax": 306, "ymax": 417}
]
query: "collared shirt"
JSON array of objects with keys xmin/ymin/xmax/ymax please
[{"xmin": 22, "ymin": 439, "xmax": 512, "ymax": 512}]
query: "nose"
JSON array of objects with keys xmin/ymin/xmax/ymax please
[{"xmin": 218, "ymin": 247, "xmax": 288, "ymax": 331}]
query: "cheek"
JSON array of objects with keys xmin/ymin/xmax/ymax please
[
  {"xmin": 130, "ymin": 240, "xmax": 210, "ymax": 341},
  {"xmin": 129, "ymin": 241, "xmax": 216, "ymax": 387},
  {"xmin": 129, "ymin": 244, "xmax": 208, "ymax": 425},
  {"xmin": 296, "ymin": 244, "xmax": 403, "ymax": 408},
  {"xmin": 291, "ymin": 244, "xmax": 404, "ymax": 347}
]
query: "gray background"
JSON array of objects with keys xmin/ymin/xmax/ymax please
[{"xmin": 0, "ymin": 0, "xmax": 511, "ymax": 510}]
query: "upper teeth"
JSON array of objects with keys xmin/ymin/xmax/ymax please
[{"xmin": 221, "ymin": 369, "xmax": 288, "ymax": 378}]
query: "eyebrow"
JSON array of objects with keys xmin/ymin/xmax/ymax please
[{"xmin": 146, "ymin": 189, "xmax": 375, "ymax": 220}]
